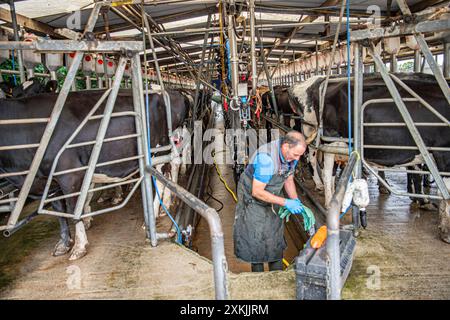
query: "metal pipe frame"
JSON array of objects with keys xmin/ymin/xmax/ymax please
[
  {"xmin": 362, "ymin": 159, "xmax": 444, "ymax": 200},
  {"xmin": 40, "ymin": 176, "xmax": 144, "ymax": 220},
  {"xmin": 72, "ymin": 57, "xmax": 127, "ymax": 220},
  {"xmin": 147, "ymin": 166, "xmax": 228, "ymax": 300},
  {"xmin": 38, "ymin": 88, "xmax": 112, "ymax": 214},
  {"xmin": 360, "ymin": 79, "xmax": 450, "ymax": 200},
  {"xmin": 327, "ymin": 152, "xmax": 358, "ymax": 300},
  {"xmin": 2, "ymin": 2, "xmax": 104, "ymax": 230}
]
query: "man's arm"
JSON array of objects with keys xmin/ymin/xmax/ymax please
[
  {"xmin": 252, "ymin": 179, "xmax": 286, "ymax": 206},
  {"xmin": 284, "ymin": 175, "xmax": 298, "ymax": 200}
]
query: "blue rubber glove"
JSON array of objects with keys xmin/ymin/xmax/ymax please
[{"xmin": 285, "ymin": 198, "xmax": 303, "ymax": 214}]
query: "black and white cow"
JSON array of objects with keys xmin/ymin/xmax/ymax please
[
  {"xmin": 0, "ymin": 88, "xmax": 192, "ymax": 259},
  {"xmin": 289, "ymin": 73, "xmax": 450, "ymax": 243}
]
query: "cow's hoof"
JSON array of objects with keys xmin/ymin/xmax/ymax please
[
  {"xmin": 69, "ymin": 245, "xmax": 88, "ymax": 261},
  {"xmin": 439, "ymin": 229, "xmax": 450, "ymax": 244},
  {"xmin": 53, "ymin": 239, "xmax": 73, "ymax": 257},
  {"xmin": 83, "ymin": 217, "xmax": 93, "ymax": 230},
  {"xmin": 97, "ymin": 197, "xmax": 105, "ymax": 204},
  {"xmin": 379, "ymin": 186, "xmax": 390, "ymax": 195},
  {"xmin": 111, "ymin": 197, "xmax": 123, "ymax": 205},
  {"xmin": 419, "ymin": 203, "xmax": 437, "ymax": 211}
]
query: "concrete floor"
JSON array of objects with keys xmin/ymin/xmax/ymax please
[{"xmin": 0, "ymin": 160, "xmax": 449, "ymax": 300}]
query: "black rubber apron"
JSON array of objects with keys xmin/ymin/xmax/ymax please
[{"xmin": 233, "ymin": 166, "xmax": 294, "ymax": 263}]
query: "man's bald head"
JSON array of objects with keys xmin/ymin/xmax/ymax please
[{"xmin": 280, "ymin": 130, "xmax": 307, "ymax": 162}]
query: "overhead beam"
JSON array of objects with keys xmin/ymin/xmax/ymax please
[{"xmin": 0, "ymin": 7, "xmax": 62, "ymax": 38}]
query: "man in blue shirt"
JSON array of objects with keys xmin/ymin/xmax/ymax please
[{"xmin": 233, "ymin": 131, "xmax": 307, "ymax": 272}]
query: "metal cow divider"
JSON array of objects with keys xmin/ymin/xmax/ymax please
[{"xmin": 0, "ymin": 2, "xmax": 155, "ymax": 243}]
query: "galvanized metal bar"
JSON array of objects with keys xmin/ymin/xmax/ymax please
[
  {"xmin": 44, "ymin": 178, "xmax": 141, "ymax": 204},
  {"xmin": 414, "ymin": 35, "xmax": 450, "ymax": 106},
  {"xmin": 131, "ymin": 52, "xmax": 157, "ymax": 246},
  {"xmin": 0, "ymin": 40, "xmax": 144, "ymax": 52},
  {"xmin": 328, "ymin": 152, "xmax": 358, "ymax": 300},
  {"xmin": 369, "ymin": 48, "xmax": 449, "ymax": 200},
  {"xmin": 364, "ymin": 122, "xmax": 448, "ymax": 127},
  {"xmin": 66, "ymin": 133, "xmax": 140, "ymax": 149},
  {"xmin": 147, "ymin": 165, "xmax": 228, "ymax": 300},
  {"xmin": 88, "ymin": 111, "xmax": 137, "ymax": 121},
  {"xmin": 0, "ymin": 171, "xmax": 29, "ymax": 179},
  {"xmin": 377, "ymin": 167, "xmax": 450, "ymax": 176},
  {"xmin": 0, "ymin": 143, "xmax": 40, "ymax": 151},
  {"xmin": 353, "ymin": 42, "xmax": 363, "ymax": 234},
  {"xmin": 444, "ymin": 42, "xmax": 450, "ymax": 79},
  {"xmin": 72, "ymin": 56, "xmax": 127, "ymax": 220},
  {"xmin": 53, "ymin": 155, "xmax": 144, "ymax": 177},
  {"xmin": 363, "ymin": 145, "xmax": 450, "ymax": 151},
  {"xmin": 362, "ymin": 159, "xmax": 444, "ymax": 200},
  {"xmin": 0, "ymin": 118, "xmax": 49, "ymax": 125}
]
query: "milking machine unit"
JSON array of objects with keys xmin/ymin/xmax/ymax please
[{"xmin": 216, "ymin": 0, "xmax": 254, "ymax": 184}]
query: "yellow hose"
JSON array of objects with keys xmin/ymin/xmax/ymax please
[
  {"xmin": 282, "ymin": 258, "xmax": 290, "ymax": 268},
  {"xmin": 212, "ymin": 150, "xmax": 238, "ymax": 203}
]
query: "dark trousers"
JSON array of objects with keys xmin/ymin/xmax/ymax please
[{"xmin": 251, "ymin": 259, "xmax": 283, "ymax": 272}]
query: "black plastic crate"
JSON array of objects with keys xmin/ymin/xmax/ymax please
[{"xmin": 295, "ymin": 229, "xmax": 356, "ymax": 300}]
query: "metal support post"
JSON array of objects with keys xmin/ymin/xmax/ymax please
[
  {"xmin": 414, "ymin": 50, "xmax": 421, "ymax": 73},
  {"xmin": 444, "ymin": 42, "xmax": 450, "ymax": 78},
  {"xmin": 353, "ymin": 43, "xmax": 363, "ymax": 233},
  {"xmin": 131, "ymin": 53, "xmax": 157, "ymax": 246},
  {"xmin": 9, "ymin": 0, "xmax": 25, "ymax": 83}
]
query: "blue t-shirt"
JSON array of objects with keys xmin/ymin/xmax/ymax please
[{"xmin": 253, "ymin": 150, "xmax": 299, "ymax": 184}]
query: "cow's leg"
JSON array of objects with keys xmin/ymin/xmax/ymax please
[
  {"xmin": 309, "ymin": 149, "xmax": 324, "ymax": 191},
  {"xmin": 53, "ymin": 213, "xmax": 73, "ymax": 257},
  {"xmin": 153, "ymin": 164, "xmax": 165, "ymax": 217},
  {"xmin": 378, "ymin": 171, "xmax": 390, "ymax": 194},
  {"xmin": 111, "ymin": 186, "xmax": 124, "ymax": 205},
  {"xmin": 438, "ymin": 178, "xmax": 450, "ymax": 244},
  {"xmin": 323, "ymin": 151, "xmax": 335, "ymax": 209},
  {"xmin": 166, "ymin": 159, "xmax": 181, "ymax": 208},
  {"xmin": 56, "ymin": 169, "xmax": 89, "ymax": 260},
  {"xmin": 69, "ymin": 220, "xmax": 89, "ymax": 261},
  {"xmin": 82, "ymin": 182, "xmax": 95, "ymax": 230}
]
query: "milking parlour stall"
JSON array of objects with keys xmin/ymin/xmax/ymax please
[{"xmin": 0, "ymin": 0, "xmax": 448, "ymax": 310}]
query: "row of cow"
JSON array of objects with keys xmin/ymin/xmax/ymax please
[
  {"xmin": 259, "ymin": 73, "xmax": 450, "ymax": 244},
  {"xmin": 0, "ymin": 82, "xmax": 197, "ymax": 260}
]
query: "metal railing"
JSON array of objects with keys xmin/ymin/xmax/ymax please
[{"xmin": 146, "ymin": 166, "xmax": 229, "ymax": 300}]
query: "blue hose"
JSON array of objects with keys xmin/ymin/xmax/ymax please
[
  {"xmin": 11, "ymin": 49, "xmax": 17, "ymax": 86},
  {"xmin": 144, "ymin": 79, "xmax": 182, "ymax": 244}
]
